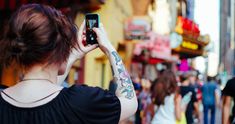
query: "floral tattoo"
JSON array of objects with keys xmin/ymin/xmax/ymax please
[{"xmin": 111, "ymin": 51, "xmax": 134, "ymax": 99}]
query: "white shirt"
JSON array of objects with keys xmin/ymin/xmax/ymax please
[{"xmin": 151, "ymin": 94, "xmax": 176, "ymax": 124}]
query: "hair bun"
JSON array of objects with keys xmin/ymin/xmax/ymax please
[
  {"xmin": 0, "ymin": 4, "xmax": 78, "ymax": 69},
  {"xmin": 11, "ymin": 37, "xmax": 27, "ymax": 55}
]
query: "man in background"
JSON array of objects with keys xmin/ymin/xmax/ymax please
[
  {"xmin": 202, "ymin": 76, "xmax": 218, "ymax": 124},
  {"xmin": 222, "ymin": 77, "xmax": 235, "ymax": 124},
  {"xmin": 180, "ymin": 74, "xmax": 200, "ymax": 124}
]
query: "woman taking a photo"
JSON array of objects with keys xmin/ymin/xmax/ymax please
[{"xmin": 0, "ymin": 4, "xmax": 137, "ymax": 124}]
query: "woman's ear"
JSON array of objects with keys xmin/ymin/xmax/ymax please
[{"xmin": 58, "ymin": 61, "xmax": 67, "ymax": 75}]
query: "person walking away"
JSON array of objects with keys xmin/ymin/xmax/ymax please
[
  {"xmin": 150, "ymin": 70, "xmax": 182, "ymax": 124},
  {"xmin": 222, "ymin": 77, "xmax": 235, "ymax": 124},
  {"xmin": 139, "ymin": 78, "xmax": 152, "ymax": 124},
  {"xmin": 202, "ymin": 76, "xmax": 218, "ymax": 124},
  {"xmin": 180, "ymin": 74, "xmax": 200, "ymax": 124},
  {"xmin": 134, "ymin": 81, "xmax": 143, "ymax": 124}
]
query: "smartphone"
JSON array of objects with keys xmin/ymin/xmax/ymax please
[{"xmin": 85, "ymin": 14, "xmax": 99, "ymax": 45}]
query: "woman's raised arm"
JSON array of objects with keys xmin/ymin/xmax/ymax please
[
  {"xmin": 93, "ymin": 25, "xmax": 138, "ymax": 121},
  {"xmin": 57, "ymin": 21, "xmax": 98, "ymax": 84}
]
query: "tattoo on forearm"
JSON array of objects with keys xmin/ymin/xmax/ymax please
[
  {"xmin": 112, "ymin": 51, "xmax": 122, "ymax": 64},
  {"xmin": 111, "ymin": 51, "xmax": 134, "ymax": 99}
]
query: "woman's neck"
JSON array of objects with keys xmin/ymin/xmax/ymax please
[
  {"xmin": 1, "ymin": 64, "xmax": 63, "ymax": 107},
  {"xmin": 22, "ymin": 64, "xmax": 59, "ymax": 84}
]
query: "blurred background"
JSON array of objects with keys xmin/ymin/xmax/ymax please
[{"xmin": 0, "ymin": 0, "xmax": 234, "ymax": 124}]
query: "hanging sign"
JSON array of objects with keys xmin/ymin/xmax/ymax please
[
  {"xmin": 175, "ymin": 16, "xmax": 200, "ymax": 38},
  {"xmin": 133, "ymin": 32, "xmax": 171, "ymax": 60},
  {"xmin": 124, "ymin": 16, "xmax": 151, "ymax": 40}
]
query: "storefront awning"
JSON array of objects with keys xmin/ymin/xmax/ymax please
[{"xmin": 172, "ymin": 34, "xmax": 209, "ymax": 59}]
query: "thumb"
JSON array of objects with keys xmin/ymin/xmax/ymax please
[
  {"xmin": 93, "ymin": 28, "xmax": 102, "ymax": 38},
  {"xmin": 84, "ymin": 44, "xmax": 99, "ymax": 52}
]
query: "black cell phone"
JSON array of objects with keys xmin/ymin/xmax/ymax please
[{"xmin": 85, "ymin": 14, "xmax": 99, "ymax": 45}]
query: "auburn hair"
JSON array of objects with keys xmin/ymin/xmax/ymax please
[
  {"xmin": 0, "ymin": 4, "xmax": 78, "ymax": 69},
  {"xmin": 151, "ymin": 70, "xmax": 178, "ymax": 106}
]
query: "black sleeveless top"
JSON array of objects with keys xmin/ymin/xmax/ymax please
[{"xmin": 0, "ymin": 85, "xmax": 121, "ymax": 124}]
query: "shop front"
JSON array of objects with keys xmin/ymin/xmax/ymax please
[{"xmin": 172, "ymin": 16, "xmax": 209, "ymax": 75}]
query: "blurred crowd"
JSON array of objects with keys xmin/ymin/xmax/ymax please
[{"xmin": 115, "ymin": 70, "xmax": 223, "ymax": 124}]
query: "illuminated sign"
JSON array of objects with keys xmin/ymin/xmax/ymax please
[
  {"xmin": 175, "ymin": 16, "xmax": 200, "ymax": 38},
  {"xmin": 181, "ymin": 41, "xmax": 199, "ymax": 50},
  {"xmin": 124, "ymin": 16, "xmax": 151, "ymax": 40},
  {"xmin": 133, "ymin": 32, "xmax": 171, "ymax": 60}
]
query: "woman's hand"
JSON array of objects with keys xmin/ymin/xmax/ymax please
[
  {"xmin": 93, "ymin": 24, "xmax": 115, "ymax": 55},
  {"xmin": 72, "ymin": 20, "xmax": 98, "ymax": 59},
  {"xmin": 57, "ymin": 21, "xmax": 98, "ymax": 82}
]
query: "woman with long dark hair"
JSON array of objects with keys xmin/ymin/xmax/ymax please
[
  {"xmin": 150, "ymin": 70, "xmax": 181, "ymax": 124},
  {"xmin": 0, "ymin": 4, "xmax": 137, "ymax": 124}
]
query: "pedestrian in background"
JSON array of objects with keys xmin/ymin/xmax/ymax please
[
  {"xmin": 150, "ymin": 70, "xmax": 182, "ymax": 124},
  {"xmin": 189, "ymin": 71, "xmax": 203, "ymax": 102},
  {"xmin": 139, "ymin": 78, "xmax": 152, "ymax": 124},
  {"xmin": 133, "ymin": 77, "xmax": 143, "ymax": 124},
  {"xmin": 180, "ymin": 74, "xmax": 200, "ymax": 124},
  {"xmin": 222, "ymin": 77, "xmax": 235, "ymax": 124},
  {"xmin": 201, "ymin": 76, "xmax": 219, "ymax": 124},
  {"xmin": 0, "ymin": 4, "xmax": 137, "ymax": 124}
]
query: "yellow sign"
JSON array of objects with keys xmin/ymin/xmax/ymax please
[{"xmin": 181, "ymin": 41, "xmax": 199, "ymax": 50}]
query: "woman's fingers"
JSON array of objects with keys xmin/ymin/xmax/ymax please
[
  {"xmin": 83, "ymin": 30, "xmax": 86, "ymax": 35},
  {"xmin": 93, "ymin": 28, "xmax": 103, "ymax": 38},
  {"xmin": 77, "ymin": 20, "xmax": 86, "ymax": 51},
  {"xmin": 78, "ymin": 20, "xmax": 86, "ymax": 35},
  {"xmin": 99, "ymin": 23, "xmax": 106, "ymax": 34},
  {"xmin": 82, "ymin": 35, "xmax": 86, "ymax": 46},
  {"xmin": 77, "ymin": 22, "xmax": 109, "ymax": 54},
  {"xmin": 84, "ymin": 44, "xmax": 98, "ymax": 52},
  {"xmin": 78, "ymin": 20, "xmax": 86, "ymax": 40},
  {"xmin": 82, "ymin": 35, "xmax": 86, "ymax": 41}
]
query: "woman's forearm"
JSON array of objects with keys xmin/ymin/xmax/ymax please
[
  {"xmin": 106, "ymin": 47, "xmax": 135, "ymax": 100},
  {"xmin": 222, "ymin": 96, "xmax": 231, "ymax": 124},
  {"xmin": 175, "ymin": 94, "xmax": 182, "ymax": 121},
  {"xmin": 106, "ymin": 47, "xmax": 138, "ymax": 121},
  {"xmin": 223, "ymin": 105, "xmax": 230, "ymax": 124}
]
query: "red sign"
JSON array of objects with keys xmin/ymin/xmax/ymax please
[{"xmin": 175, "ymin": 16, "xmax": 200, "ymax": 38}]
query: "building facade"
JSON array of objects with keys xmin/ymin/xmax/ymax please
[{"xmin": 220, "ymin": 0, "xmax": 235, "ymax": 78}]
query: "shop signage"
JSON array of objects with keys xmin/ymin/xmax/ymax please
[
  {"xmin": 150, "ymin": 34, "xmax": 171, "ymax": 60},
  {"xmin": 133, "ymin": 32, "xmax": 171, "ymax": 60},
  {"xmin": 175, "ymin": 16, "xmax": 200, "ymax": 38},
  {"xmin": 181, "ymin": 41, "xmax": 199, "ymax": 50},
  {"xmin": 124, "ymin": 16, "xmax": 151, "ymax": 40},
  {"xmin": 179, "ymin": 59, "xmax": 190, "ymax": 72}
]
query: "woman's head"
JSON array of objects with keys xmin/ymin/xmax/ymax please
[
  {"xmin": 0, "ymin": 4, "xmax": 77, "ymax": 70},
  {"xmin": 151, "ymin": 70, "xmax": 178, "ymax": 106}
]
